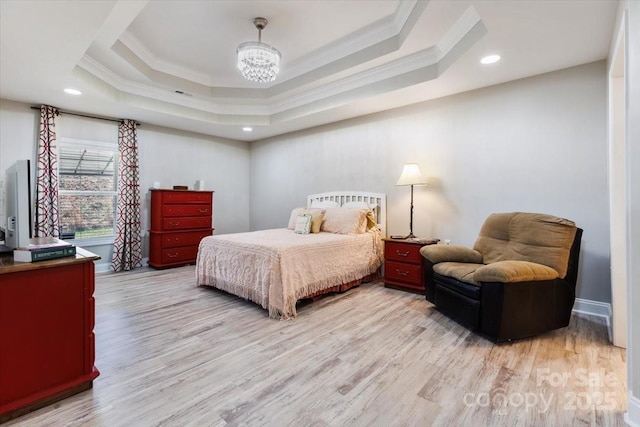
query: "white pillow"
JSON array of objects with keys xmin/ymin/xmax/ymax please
[
  {"xmin": 322, "ymin": 208, "xmax": 368, "ymax": 234},
  {"xmin": 341, "ymin": 202, "xmax": 378, "ymax": 229},
  {"xmin": 310, "ymin": 199, "xmax": 340, "ymax": 209},
  {"xmin": 287, "ymin": 208, "xmax": 324, "ymax": 233},
  {"xmin": 342, "ymin": 201, "xmax": 370, "ymax": 210},
  {"xmin": 294, "ymin": 214, "xmax": 312, "ymax": 234}
]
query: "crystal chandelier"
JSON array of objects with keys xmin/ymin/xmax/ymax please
[{"xmin": 236, "ymin": 17, "xmax": 282, "ymax": 83}]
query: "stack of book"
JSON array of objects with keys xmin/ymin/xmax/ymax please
[{"xmin": 13, "ymin": 237, "xmax": 76, "ymax": 263}]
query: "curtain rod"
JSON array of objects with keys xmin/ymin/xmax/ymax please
[{"xmin": 30, "ymin": 106, "xmax": 141, "ymax": 126}]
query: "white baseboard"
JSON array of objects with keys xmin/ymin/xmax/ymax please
[
  {"xmin": 626, "ymin": 394, "xmax": 640, "ymax": 427},
  {"xmin": 95, "ymin": 261, "xmax": 111, "ymax": 273},
  {"xmin": 572, "ymin": 298, "xmax": 612, "ymax": 343},
  {"xmin": 94, "ymin": 257, "xmax": 149, "ymax": 274}
]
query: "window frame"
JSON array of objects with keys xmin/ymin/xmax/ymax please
[{"xmin": 58, "ymin": 137, "xmax": 119, "ymax": 246}]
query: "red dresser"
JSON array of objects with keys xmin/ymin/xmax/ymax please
[
  {"xmin": 0, "ymin": 247, "xmax": 100, "ymax": 422},
  {"xmin": 149, "ymin": 189, "xmax": 214, "ymax": 268}
]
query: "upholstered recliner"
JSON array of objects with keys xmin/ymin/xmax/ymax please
[{"xmin": 420, "ymin": 212, "xmax": 582, "ymax": 342}]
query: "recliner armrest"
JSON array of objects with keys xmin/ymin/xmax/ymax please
[
  {"xmin": 474, "ymin": 260, "xmax": 559, "ymax": 283},
  {"xmin": 420, "ymin": 245, "xmax": 483, "ymax": 264}
]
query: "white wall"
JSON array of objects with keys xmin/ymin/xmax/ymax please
[
  {"xmin": 0, "ymin": 100, "xmax": 252, "ymax": 267},
  {"xmin": 251, "ymin": 61, "xmax": 610, "ymax": 304},
  {"xmin": 608, "ymin": 0, "xmax": 629, "ymax": 350},
  {"xmin": 612, "ymin": 0, "xmax": 640, "ymax": 424},
  {"xmin": 137, "ymin": 124, "xmax": 251, "ymax": 237},
  {"xmin": 0, "ymin": 99, "xmax": 38, "ymax": 231},
  {"xmin": 629, "ymin": 1, "xmax": 640, "ymax": 421}
]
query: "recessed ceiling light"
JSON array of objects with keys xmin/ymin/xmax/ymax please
[
  {"xmin": 243, "ymin": 127, "xmax": 253, "ymax": 132},
  {"xmin": 480, "ymin": 55, "xmax": 501, "ymax": 65},
  {"xmin": 64, "ymin": 88, "xmax": 82, "ymax": 95}
]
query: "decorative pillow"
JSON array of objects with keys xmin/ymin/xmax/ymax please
[
  {"xmin": 310, "ymin": 199, "xmax": 340, "ymax": 209},
  {"xmin": 308, "ymin": 210, "xmax": 324, "ymax": 233},
  {"xmin": 294, "ymin": 214, "xmax": 312, "ymax": 234},
  {"xmin": 287, "ymin": 208, "xmax": 324, "ymax": 233},
  {"xmin": 322, "ymin": 208, "xmax": 368, "ymax": 234},
  {"xmin": 364, "ymin": 209, "xmax": 377, "ymax": 231}
]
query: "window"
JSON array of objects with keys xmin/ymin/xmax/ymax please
[{"xmin": 58, "ymin": 138, "xmax": 118, "ymax": 243}]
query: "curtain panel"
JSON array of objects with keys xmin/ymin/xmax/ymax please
[
  {"xmin": 34, "ymin": 105, "xmax": 61, "ymax": 238},
  {"xmin": 111, "ymin": 119, "xmax": 142, "ymax": 271}
]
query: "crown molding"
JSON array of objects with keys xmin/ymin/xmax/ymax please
[
  {"xmin": 119, "ymin": 31, "xmax": 216, "ymax": 88},
  {"xmin": 280, "ymin": 0, "xmax": 428, "ymax": 80}
]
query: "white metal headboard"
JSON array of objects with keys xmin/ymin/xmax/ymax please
[{"xmin": 307, "ymin": 191, "xmax": 387, "ymax": 237}]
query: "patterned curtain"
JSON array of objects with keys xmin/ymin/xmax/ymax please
[
  {"xmin": 34, "ymin": 105, "xmax": 61, "ymax": 238},
  {"xmin": 111, "ymin": 119, "xmax": 142, "ymax": 271}
]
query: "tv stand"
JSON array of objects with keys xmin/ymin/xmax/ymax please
[{"xmin": 0, "ymin": 247, "xmax": 100, "ymax": 422}]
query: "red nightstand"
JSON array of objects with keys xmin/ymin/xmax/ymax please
[{"xmin": 383, "ymin": 238, "xmax": 437, "ymax": 294}]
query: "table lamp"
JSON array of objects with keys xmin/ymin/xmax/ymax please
[{"xmin": 395, "ymin": 163, "xmax": 427, "ymax": 238}]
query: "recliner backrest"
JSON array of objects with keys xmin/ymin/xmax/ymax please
[{"xmin": 473, "ymin": 212, "xmax": 577, "ymax": 278}]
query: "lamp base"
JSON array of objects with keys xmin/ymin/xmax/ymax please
[{"xmin": 404, "ymin": 232, "xmax": 416, "ymax": 239}]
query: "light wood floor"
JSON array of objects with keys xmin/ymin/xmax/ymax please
[{"xmin": 6, "ymin": 266, "xmax": 627, "ymax": 426}]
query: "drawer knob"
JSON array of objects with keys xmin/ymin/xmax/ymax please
[
  {"xmin": 395, "ymin": 269, "xmax": 409, "ymax": 276},
  {"xmin": 199, "ymin": 209, "xmax": 208, "ymax": 213},
  {"xmin": 395, "ymin": 250, "xmax": 410, "ymax": 257},
  {"xmin": 169, "ymin": 221, "xmax": 180, "ymax": 226},
  {"xmin": 167, "ymin": 253, "xmax": 178, "ymax": 258}
]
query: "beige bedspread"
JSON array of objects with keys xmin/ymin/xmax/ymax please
[{"xmin": 196, "ymin": 228, "xmax": 383, "ymax": 318}]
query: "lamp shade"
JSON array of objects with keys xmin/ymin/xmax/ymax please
[{"xmin": 395, "ymin": 163, "xmax": 426, "ymax": 186}]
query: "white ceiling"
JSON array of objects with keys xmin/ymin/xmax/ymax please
[{"xmin": 0, "ymin": 0, "xmax": 618, "ymax": 142}]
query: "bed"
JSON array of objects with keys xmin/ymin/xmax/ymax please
[{"xmin": 196, "ymin": 191, "xmax": 386, "ymax": 318}]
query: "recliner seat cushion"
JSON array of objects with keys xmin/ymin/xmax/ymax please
[
  {"xmin": 474, "ymin": 260, "xmax": 559, "ymax": 283},
  {"xmin": 434, "ymin": 259, "xmax": 559, "ymax": 286},
  {"xmin": 472, "ymin": 212, "xmax": 577, "ymax": 278},
  {"xmin": 433, "ymin": 262, "xmax": 485, "ymax": 286},
  {"xmin": 420, "ymin": 245, "xmax": 483, "ymax": 264}
]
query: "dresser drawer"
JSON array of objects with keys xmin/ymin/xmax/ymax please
[
  {"xmin": 161, "ymin": 245, "xmax": 198, "ymax": 264},
  {"xmin": 162, "ymin": 216, "xmax": 212, "ymax": 230},
  {"xmin": 385, "ymin": 241, "xmax": 423, "ymax": 264},
  {"xmin": 162, "ymin": 204, "xmax": 211, "ymax": 217},
  {"xmin": 159, "ymin": 230, "xmax": 212, "ymax": 248},
  {"xmin": 385, "ymin": 261, "xmax": 422, "ymax": 285},
  {"xmin": 163, "ymin": 191, "xmax": 212, "ymax": 204}
]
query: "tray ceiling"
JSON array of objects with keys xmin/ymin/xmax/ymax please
[{"xmin": 0, "ymin": 0, "xmax": 618, "ymax": 141}]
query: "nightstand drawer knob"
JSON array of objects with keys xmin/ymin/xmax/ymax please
[
  {"xmin": 167, "ymin": 253, "xmax": 178, "ymax": 258},
  {"xmin": 395, "ymin": 269, "xmax": 409, "ymax": 276},
  {"xmin": 395, "ymin": 250, "xmax": 410, "ymax": 257}
]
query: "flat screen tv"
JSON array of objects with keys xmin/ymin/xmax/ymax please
[{"xmin": 5, "ymin": 160, "xmax": 32, "ymax": 249}]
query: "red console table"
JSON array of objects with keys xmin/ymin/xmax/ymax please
[{"xmin": 0, "ymin": 247, "xmax": 100, "ymax": 422}]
